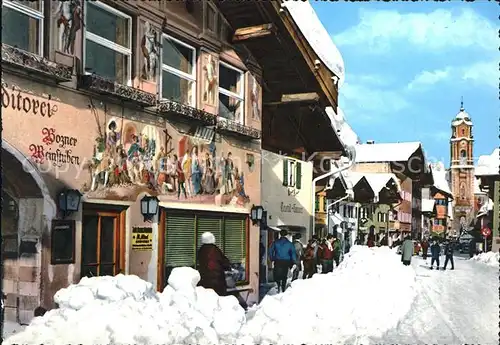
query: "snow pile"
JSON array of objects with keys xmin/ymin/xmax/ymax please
[
  {"xmin": 239, "ymin": 246, "xmax": 417, "ymax": 345},
  {"xmin": 470, "ymin": 251, "xmax": 500, "ymax": 267},
  {"xmin": 4, "ymin": 268, "xmax": 245, "ymax": 345}
]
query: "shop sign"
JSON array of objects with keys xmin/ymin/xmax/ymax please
[
  {"xmin": 132, "ymin": 227, "xmax": 153, "ymax": 251},
  {"xmin": 1, "ymin": 83, "xmax": 58, "ymax": 117},
  {"xmin": 280, "ymin": 202, "xmax": 303, "ymax": 214}
]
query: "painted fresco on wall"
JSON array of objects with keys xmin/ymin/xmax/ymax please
[
  {"xmin": 54, "ymin": 0, "xmax": 82, "ymax": 55},
  {"xmin": 249, "ymin": 74, "xmax": 261, "ymax": 121},
  {"xmin": 140, "ymin": 21, "xmax": 160, "ymax": 81},
  {"xmin": 83, "ymin": 117, "xmax": 251, "ymax": 207},
  {"xmin": 202, "ymin": 53, "xmax": 218, "ymax": 107}
]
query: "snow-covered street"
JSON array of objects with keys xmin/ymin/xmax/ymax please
[
  {"xmin": 372, "ymin": 254, "xmax": 499, "ymax": 344},
  {"xmin": 3, "ymin": 247, "xmax": 498, "ymax": 345}
]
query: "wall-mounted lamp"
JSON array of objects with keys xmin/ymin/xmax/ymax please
[
  {"xmin": 141, "ymin": 195, "xmax": 159, "ymax": 222},
  {"xmin": 58, "ymin": 189, "xmax": 82, "ymax": 219},
  {"xmin": 250, "ymin": 205, "xmax": 264, "ymax": 226}
]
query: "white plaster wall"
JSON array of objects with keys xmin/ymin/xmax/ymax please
[{"xmin": 261, "ymin": 150, "xmax": 313, "ymax": 239}]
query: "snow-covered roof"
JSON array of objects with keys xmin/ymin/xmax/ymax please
[
  {"xmin": 284, "ymin": 1, "xmax": 345, "ymax": 87},
  {"xmin": 422, "ymin": 198, "xmax": 435, "ymax": 213},
  {"xmin": 429, "ymin": 162, "xmax": 452, "ymax": 197},
  {"xmin": 326, "ymin": 106, "xmax": 361, "ymax": 148},
  {"xmin": 474, "ymin": 178, "xmax": 486, "ymax": 194},
  {"xmin": 344, "ymin": 171, "xmax": 401, "ymax": 194},
  {"xmin": 354, "ymin": 142, "xmax": 422, "ymax": 163},
  {"xmin": 475, "ymin": 148, "xmax": 499, "ymax": 176},
  {"xmin": 451, "ymin": 106, "xmax": 472, "ymax": 126},
  {"xmin": 477, "ymin": 198, "xmax": 494, "ymax": 218}
]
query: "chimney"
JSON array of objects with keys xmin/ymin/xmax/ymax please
[{"xmin": 366, "ymin": 140, "xmax": 375, "ymax": 144}]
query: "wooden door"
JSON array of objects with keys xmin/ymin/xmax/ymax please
[{"xmin": 81, "ymin": 211, "xmax": 123, "ymax": 278}]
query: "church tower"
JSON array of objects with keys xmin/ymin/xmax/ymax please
[{"xmin": 450, "ymin": 100, "xmax": 475, "ymax": 234}]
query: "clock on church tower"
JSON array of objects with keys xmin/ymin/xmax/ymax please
[{"xmin": 449, "ymin": 100, "xmax": 475, "ymax": 233}]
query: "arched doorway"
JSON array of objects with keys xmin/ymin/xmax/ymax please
[{"xmin": 1, "ymin": 140, "xmax": 55, "ymax": 327}]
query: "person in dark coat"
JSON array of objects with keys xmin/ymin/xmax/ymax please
[
  {"xmin": 421, "ymin": 239, "xmax": 429, "ymax": 260},
  {"xmin": 197, "ymin": 231, "xmax": 232, "ymax": 296},
  {"xmin": 302, "ymin": 239, "xmax": 317, "ymax": 279},
  {"xmin": 468, "ymin": 240, "xmax": 475, "ymax": 259},
  {"xmin": 268, "ymin": 229, "xmax": 297, "ymax": 293},
  {"xmin": 443, "ymin": 239, "xmax": 455, "ymax": 270},
  {"xmin": 319, "ymin": 234, "xmax": 335, "ymax": 273},
  {"xmin": 430, "ymin": 239, "xmax": 441, "ymax": 270}
]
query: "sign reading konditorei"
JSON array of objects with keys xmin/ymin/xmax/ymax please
[
  {"xmin": 1, "ymin": 83, "xmax": 58, "ymax": 117},
  {"xmin": 132, "ymin": 227, "xmax": 153, "ymax": 251},
  {"xmin": 280, "ymin": 202, "xmax": 304, "ymax": 214}
]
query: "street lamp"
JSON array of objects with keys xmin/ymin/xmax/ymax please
[
  {"xmin": 250, "ymin": 205, "xmax": 264, "ymax": 225},
  {"xmin": 141, "ymin": 195, "xmax": 159, "ymax": 222},
  {"xmin": 58, "ymin": 189, "xmax": 82, "ymax": 218}
]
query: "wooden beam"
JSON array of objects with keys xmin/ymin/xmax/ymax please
[
  {"xmin": 232, "ymin": 24, "xmax": 276, "ymax": 43},
  {"xmin": 281, "ymin": 92, "xmax": 320, "ymax": 103}
]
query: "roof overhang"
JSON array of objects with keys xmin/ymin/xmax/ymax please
[
  {"xmin": 476, "ymin": 174, "xmax": 500, "ymax": 199},
  {"xmin": 262, "ymin": 102, "xmax": 345, "ymax": 158}
]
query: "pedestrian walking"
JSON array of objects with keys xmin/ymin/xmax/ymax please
[
  {"xmin": 197, "ymin": 231, "xmax": 232, "ymax": 296},
  {"xmin": 468, "ymin": 240, "xmax": 475, "ymax": 259},
  {"xmin": 400, "ymin": 235, "xmax": 413, "ymax": 266},
  {"xmin": 332, "ymin": 237, "xmax": 341, "ymax": 268},
  {"xmin": 443, "ymin": 239, "xmax": 455, "ymax": 270},
  {"xmin": 268, "ymin": 229, "xmax": 297, "ymax": 293},
  {"xmin": 429, "ymin": 239, "xmax": 440, "ymax": 269},
  {"xmin": 291, "ymin": 234, "xmax": 304, "ymax": 281},
  {"xmin": 302, "ymin": 239, "xmax": 317, "ymax": 279},
  {"xmin": 319, "ymin": 234, "xmax": 336, "ymax": 273},
  {"xmin": 421, "ymin": 238, "xmax": 429, "ymax": 260}
]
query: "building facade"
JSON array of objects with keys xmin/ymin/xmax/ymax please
[
  {"xmin": 2, "ymin": 0, "xmax": 264, "ymax": 324},
  {"xmin": 260, "ymin": 150, "xmax": 313, "ymax": 281},
  {"xmin": 449, "ymin": 103, "xmax": 475, "ymax": 231}
]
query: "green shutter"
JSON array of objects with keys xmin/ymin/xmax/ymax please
[
  {"xmin": 282, "ymin": 159, "xmax": 289, "ymax": 186},
  {"xmin": 165, "ymin": 214, "xmax": 196, "ymax": 268},
  {"xmin": 296, "ymin": 162, "xmax": 302, "ymax": 189},
  {"xmin": 196, "ymin": 216, "xmax": 223, "ymax": 249},
  {"xmin": 223, "ymin": 216, "xmax": 246, "ymax": 265},
  {"xmin": 315, "ymin": 197, "xmax": 320, "ymax": 212}
]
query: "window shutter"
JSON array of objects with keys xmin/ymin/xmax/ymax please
[
  {"xmin": 282, "ymin": 159, "xmax": 288, "ymax": 186},
  {"xmin": 196, "ymin": 216, "xmax": 223, "ymax": 249},
  {"xmin": 315, "ymin": 197, "xmax": 319, "ymax": 212},
  {"xmin": 223, "ymin": 216, "xmax": 247, "ymax": 266},
  {"xmin": 165, "ymin": 214, "xmax": 196, "ymax": 268},
  {"xmin": 296, "ymin": 162, "xmax": 302, "ymax": 189}
]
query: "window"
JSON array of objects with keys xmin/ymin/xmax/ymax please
[
  {"xmin": 378, "ymin": 212, "xmax": 387, "ymax": 223},
  {"xmin": 347, "ymin": 205, "xmax": 354, "ymax": 218},
  {"xmin": 282, "ymin": 159, "xmax": 302, "ymax": 189},
  {"xmin": 459, "ymin": 149, "xmax": 467, "ymax": 165},
  {"xmin": 315, "ymin": 197, "xmax": 320, "ymax": 212},
  {"xmin": 434, "ymin": 219, "xmax": 445, "ymax": 226},
  {"xmin": 2, "ymin": 0, "xmax": 43, "ymax": 55},
  {"xmin": 161, "ymin": 35, "xmax": 196, "ymax": 106},
  {"xmin": 84, "ymin": 1, "xmax": 132, "ymax": 85},
  {"xmin": 81, "ymin": 211, "xmax": 124, "ymax": 278},
  {"xmin": 163, "ymin": 213, "xmax": 248, "ymax": 287},
  {"xmin": 219, "ymin": 62, "xmax": 245, "ymax": 124},
  {"xmin": 436, "ymin": 199, "xmax": 447, "ymax": 206},
  {"xmin": 322, "ymin": 198, "xmax": 327, "ymax": 212}
]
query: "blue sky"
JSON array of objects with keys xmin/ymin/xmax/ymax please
[{"xmin": 312, "ymin": 1, "xmax": 498, "ymax": 167}]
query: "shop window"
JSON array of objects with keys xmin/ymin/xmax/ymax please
[
  {"xmin": 163, "ymin": 213, "xmax": 248, "ymax": 288},
  {"xmin": 161, "ymin": 35, "xmax": 196, "ymax": 106},
  {"xmin": 2, "ymin": 0, "xmax": 43, "ymax": 55},
  {"xmin": 282, "ymin": 159, "xmax": 302, "ymax": 189},
  {"xmin": 81, "ymin": 211, "xmax": 124, "ymax": 278},
  {"xmin": 218, "ymin": 62, "xmax": 245, "ymax": 124},
  {"xmin": 84, "ymin": 1, "xmax": 132, "ymax": 85}
]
